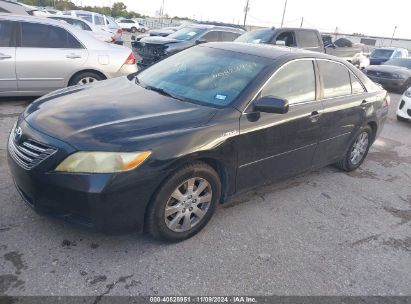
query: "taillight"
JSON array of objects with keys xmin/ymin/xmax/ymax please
[
  {"xmin": 124, "ymin": 52, "xmax": 136, "ymax": 65},
  {"xmin": 117, "ymin": 28, "xmax": 123, "ymax": 34},
  {"xmin": 384, "ymin": 94, "xmax": 390, "ymax": 107},
  {"xmin": 111, "ymin": 36, "xmax": 116, "ymax": 41}
]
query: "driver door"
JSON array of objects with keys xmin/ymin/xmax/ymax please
[{"xmin": 237, "ymin": 59, "xmax": 323, "ymax": 190}]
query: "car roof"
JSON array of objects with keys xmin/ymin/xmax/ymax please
[
  {"xmin": 184, "ymin": 23, "xmax": 244, "ymax": 33},
  {"xmin": 203, "ymin": 42, "xmax": 336, "ymax": 61}
]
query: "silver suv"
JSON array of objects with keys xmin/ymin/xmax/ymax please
[{"xmin": 0, "ymin": 14, "xmax": 137, "ymax": 97}]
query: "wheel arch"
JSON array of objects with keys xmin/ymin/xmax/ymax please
[
  {"xmin": 367, "ymin": 120, "xmax": 378, "ymax": 143},
  {"xmin": 67, "ymin": 69, "xmax": 108, "ymax": 86}
]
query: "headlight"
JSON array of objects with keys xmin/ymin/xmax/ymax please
[
  {"xmin": 405, "ymin": 90, "xmax": 411, "ymax": 98},
  {"xmin": 55, "ymin": 151, "xmax": 151, "ymax": 173}
]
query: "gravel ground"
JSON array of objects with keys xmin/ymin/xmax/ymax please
[{"xmin": 0, "ymin": 92, "xmax": 410, "ymax": 297}]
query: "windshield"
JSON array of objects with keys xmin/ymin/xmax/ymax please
[
  {"xmin": 137, "ymin": 47, "xmax": 269, "ymax": 107},
  {"xmin": 384, "ymin": 59, "xmax": 411, "ymax": 69},
  {"xmin": 168, "ymin": 27, "xmax": 207, "ymax": 41},
  {"xmin": 235, "ymin": 29, "xmax": 274, "ymax": 44},
  {"xmin": 371, "ymin": 49, "xmax": 394, "ymax": 59}
]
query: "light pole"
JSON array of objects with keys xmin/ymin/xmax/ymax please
[
  {"xmin": 390, "ymin": 26, "xmax": 397, "ymax": 46},
  {"xmin": 280, "ymin": 0, "xmax": 288, "ymax": 28},
  {"xmin": 243, "ymin": 0, "xmax": 250, "ymax": 27}
]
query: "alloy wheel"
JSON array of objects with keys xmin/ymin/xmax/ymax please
[
  {"xmin": 77, "ymin": 77, "xmax": 98, "ymax": 85},
  {"xmin": 350, "ymin": 132, "xmax": 369, "ymax": 165},
  {"xmin": 164, "ymin": 177, "xmax": 212, "ymax": 233}
]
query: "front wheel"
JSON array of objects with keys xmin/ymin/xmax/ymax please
[
  {"xmin": 146, "ymin": 162, "xmax": 221, "ymax": 242},
  {"xmin": 130, "ymin": 27, "xmax": 137, "ymax": 33},
  {"xmin": 335, "ymin": 126, "xmax": 372, "ymax": 172}
]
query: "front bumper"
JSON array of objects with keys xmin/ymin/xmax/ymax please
[
  {"xmin": 397, "ymin": 97, "xmax": 411, "ymax": 120},
  {"xmin": 367, "ymin": 75, "xmax": 407, "ymax": 90},
  {"xmin": 7, "ymin": 120, "xmax": 163, "ymax": 233}
]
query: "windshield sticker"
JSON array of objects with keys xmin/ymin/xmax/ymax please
[{"xmin": 215, "ymin": 94, "xmax": 227, "ymax": 101}]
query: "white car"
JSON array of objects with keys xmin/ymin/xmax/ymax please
[
  {"xmin": 397, "ymin": 89, "xmax": 411, "ymax": 122},
  {"xmin": 116, "ymin": 18, "xmax": 140, "ymax": 33},
  {"xmin": 0, "ymin": 14, "xmax": 137, "ymax": 97},
  {"xmin": 48, "ymin": 16, "xmax": 114, "ymax": 43}
]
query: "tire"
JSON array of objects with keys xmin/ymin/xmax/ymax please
[
  {"xmin": 335, "ymin": 126, "xmax": 373, "ymax": 172},
  {"xmin": 131, "ymin": 27, "xmax": 137, "ymax": 33},
  {"xmin": 146, "ymin": 161, "xmax": 221, "ymax": 242},
  {"xmin": 140, "ymin": 28, "xmax": 146, "ymax": 33},
  {"xmin": 69, "ymin": 71, "xmax": 104, "ymax": 86}
]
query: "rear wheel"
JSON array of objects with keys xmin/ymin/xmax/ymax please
[
  {"xmin": 336, "ymin": 126, "xmax": 372, "ymax": 172},
  {"xmin": 69, "ymin": 71, "xmax": 104, "ymax": 86},
  {"xmin": 131, "ymin": 27, "xmax": 137, "ymax": 33},
  {"xmin": 140, "ymin": 28, "xmax": 146, "ymax": 33},
  {"xmin": 146, "ymin": 162, "xmax": 221, "ymax": 242}
]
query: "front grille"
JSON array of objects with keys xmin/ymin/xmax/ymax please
[
  {"xmin": 399, "ymin": 100, "xmax": 405, "ymax": 110},
  {"xmin": 366, "ymin": 70, "xmax": 393, "ymax": 78},
  {"xmin": 8, "ymin": 130, "xmax": 57, "ymax": 170}
]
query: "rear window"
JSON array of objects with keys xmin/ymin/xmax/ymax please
[
  {"xmin": 371, "ymin": 49, "xmax": 394, "ymax": 59},
  {"xmin": 298, "ymin": 31, "xmax": 320, "ymax": 48},
  {"xmin": 318, "ymin": 61, "xmax": 351, "ymax": 98},
  {"xmin": 21, "ymin": 22, "xmax": 82, "ymax": 49},
  {"xmin": 0, "ymin": 21, "xmax": 13, "ymax": 47}
]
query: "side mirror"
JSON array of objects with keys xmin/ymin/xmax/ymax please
[
  {"xmin": 275, "ymin": 40, "xmax": 286, "ymax": 46},
  {"xmin": 195, "ymin": 39, "xmax": 207, "ymax": 45},
  {"xmin": 253, "ymin": 96, "xmax": 289, "ymax": 114}
]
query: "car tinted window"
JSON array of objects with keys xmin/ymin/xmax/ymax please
[
  {"xmin": 0, "ymin": 21, "xmax": 13, "ymax": 47},
  {"xmin": 298, "ymin": 31, "xmax": 320, "ymax": 48},
  {"xmin": 350, "ymin": 73, "xmax": 365, "ymax": 94},
  {"xmin": 94, "ymin": 15, "xmax": 105, "ymax": 26},
  {"xmin": 221, "ymin": 31, "xmax": 240, "ymax": 41},
  {"xmin": 262, "ymin": 60, "xmax": 316, "ymax": 104},
  {"xmin": 21, "ymin": 22, "xmax": 81, "ymax": 49},
  {"xmin": 202, "ymin": 31, "xmax": 220, "ymax": 42},
  {"xmin": 319, "ymin": 61, "xmax": 351, "ymax": 98}
]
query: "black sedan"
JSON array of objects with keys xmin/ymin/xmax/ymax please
[
  {"xmin": 8, "ymin": 43, "xmax": 389, "ymax": 241},
  {"xmin": 364, "ymin": 58, "xmax": 411, "ymax": 92}
]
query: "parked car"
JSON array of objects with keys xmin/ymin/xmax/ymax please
[
  {"xmin": 60, "ymin": 10, "xmax": 123, "ymax": 44},
  {"xmin": 397, "ymin": 88, "xmax": 411, "ymax": 122},
  {"xmin": 7, "ymin": 42, "xmax": 388, "ymax": 241},
  {"xmin": 116, "ymin": 18, "xmax": 140, "ymax": 33},
  {"xmin": 0, "ymin": 15, "xmax": 137, "ymax": 97},
  {"xmin": 148, "ymin": 22, "xmax": 192, "ymax": 37},
  {"xmin": 369, "ymin": 47, "xmax": 409, "ymax": 65},
  {"xmin": 0, "ymin": 0, "xmax": 29, "ymax": 15},
  {"xmin": 235, "ymin": 27, "xmax": 325, "ymax": 53},
  {"xmin": 48, "ymin": 16, "xmax": 114, "ymax": 43},
  {"xmin": 363, "ymin": 58, "xmax": 411, "ymax": 92},
  {"xmin": 133, "ymin": 24, "xmax": 244, "ymax": 67}
]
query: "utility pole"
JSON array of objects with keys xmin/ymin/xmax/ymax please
[
  {"xmin": 280, "ymin": 0, "xmax": 288, "ymax": 27},
  {"xmin": 243, "ymin": 0, "xmax": 250, "ymax": 27},
  {"xmin": 300, "ymin": 17, "xmax": 304, "ymax": 28},
  {"xmin": 390, "ymin": 25, "xmax": 397, "ymax": 46}
]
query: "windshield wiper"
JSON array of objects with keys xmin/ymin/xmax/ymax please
[{"xmin": 144, "ymin": 85, "xmax": 187, "ymax": 102}]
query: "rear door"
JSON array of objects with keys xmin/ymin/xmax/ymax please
[
  {"xmin": 16, "ymin": 22, "xmax": 88, "ymax": 93},
  {"xmin": 0, "ymin": 20, "xmax": 17, "ymax": 94},
  {"xmin": 313, "ymin": 60, "xmax": 367, "ymax": 167}
]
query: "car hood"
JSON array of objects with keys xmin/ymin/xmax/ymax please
[
  {"xmin": 366, "ymin": 65, "xmax": 411, "ymax": 74},
  {"xmin": 23, "ymin": 77, "xmax": 217, "ymax": 150},
  {"xmin": 139, "ymin": 36, "xmax": 182, "ymax": 45}
]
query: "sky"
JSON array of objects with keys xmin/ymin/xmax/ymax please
[{"xmin": 78, "ymin": 0, "xmax": 411, "ymax": 39}]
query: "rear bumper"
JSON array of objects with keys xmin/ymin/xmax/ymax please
[{"xmin": 110, "ymin": 64, "xmax": 138, "ymax": 78}]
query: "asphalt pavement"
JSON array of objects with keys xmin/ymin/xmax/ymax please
[{"xmin": 0, "ymin": 93, "xmax": 410, "ymax": 296}]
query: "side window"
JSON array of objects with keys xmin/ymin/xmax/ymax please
[
  {"xmin": 0, "ymin": 21, "xmax": 13, "ymax": 47},
  {"xmin": 318, "ymin": 61, "xmax": 351, "ymax": 98},
  {"xmin": 94, "ymin": 15, "xmax": 105, "ymax": 26},
  {"xmin": 202, "ymin": 31, "xmax": 220, "ymax": 42},
  {"xmin": 298, "ymin": 31, "xmax": 320, "ymax": 48},
  {"xmin": 350, "ymin": 73, "xmax": 365, "ymax": 94},
  {"xmin": 76, "ymin": 20, "xmax": 91, "ymax": 31},
  {"xmin": 78, "ymin": 14, "xmax": 92, "ymax": 23},
  {"xmin": 221, "ymin": 31, "xmax": 240, "ymax": 41},
  {"xmin": 276, "ymin": 31, "xmax": 296, "ymax": 47},
  {"xmin": 261, "ymin": 60, "xmax": 316, "ymax": 104},
  {"xmin": 392, "ymin": 51, "xmax": 401, "ymax": 59},
  {"xmin": 21, "ymin": 22, "xmax": 81, "ymax": 49}
]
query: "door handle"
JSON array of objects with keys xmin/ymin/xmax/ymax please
[
  {"xmin": 309, "ymin": 111, "xmax": 321, "ymax": 122},
  {"xmin": 66, "ymin": 53, "xmax": 82, "ymax": 59},
  {"xmin": 0, "ymin": 53, "xmax": 12, "ymax": 59}
]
